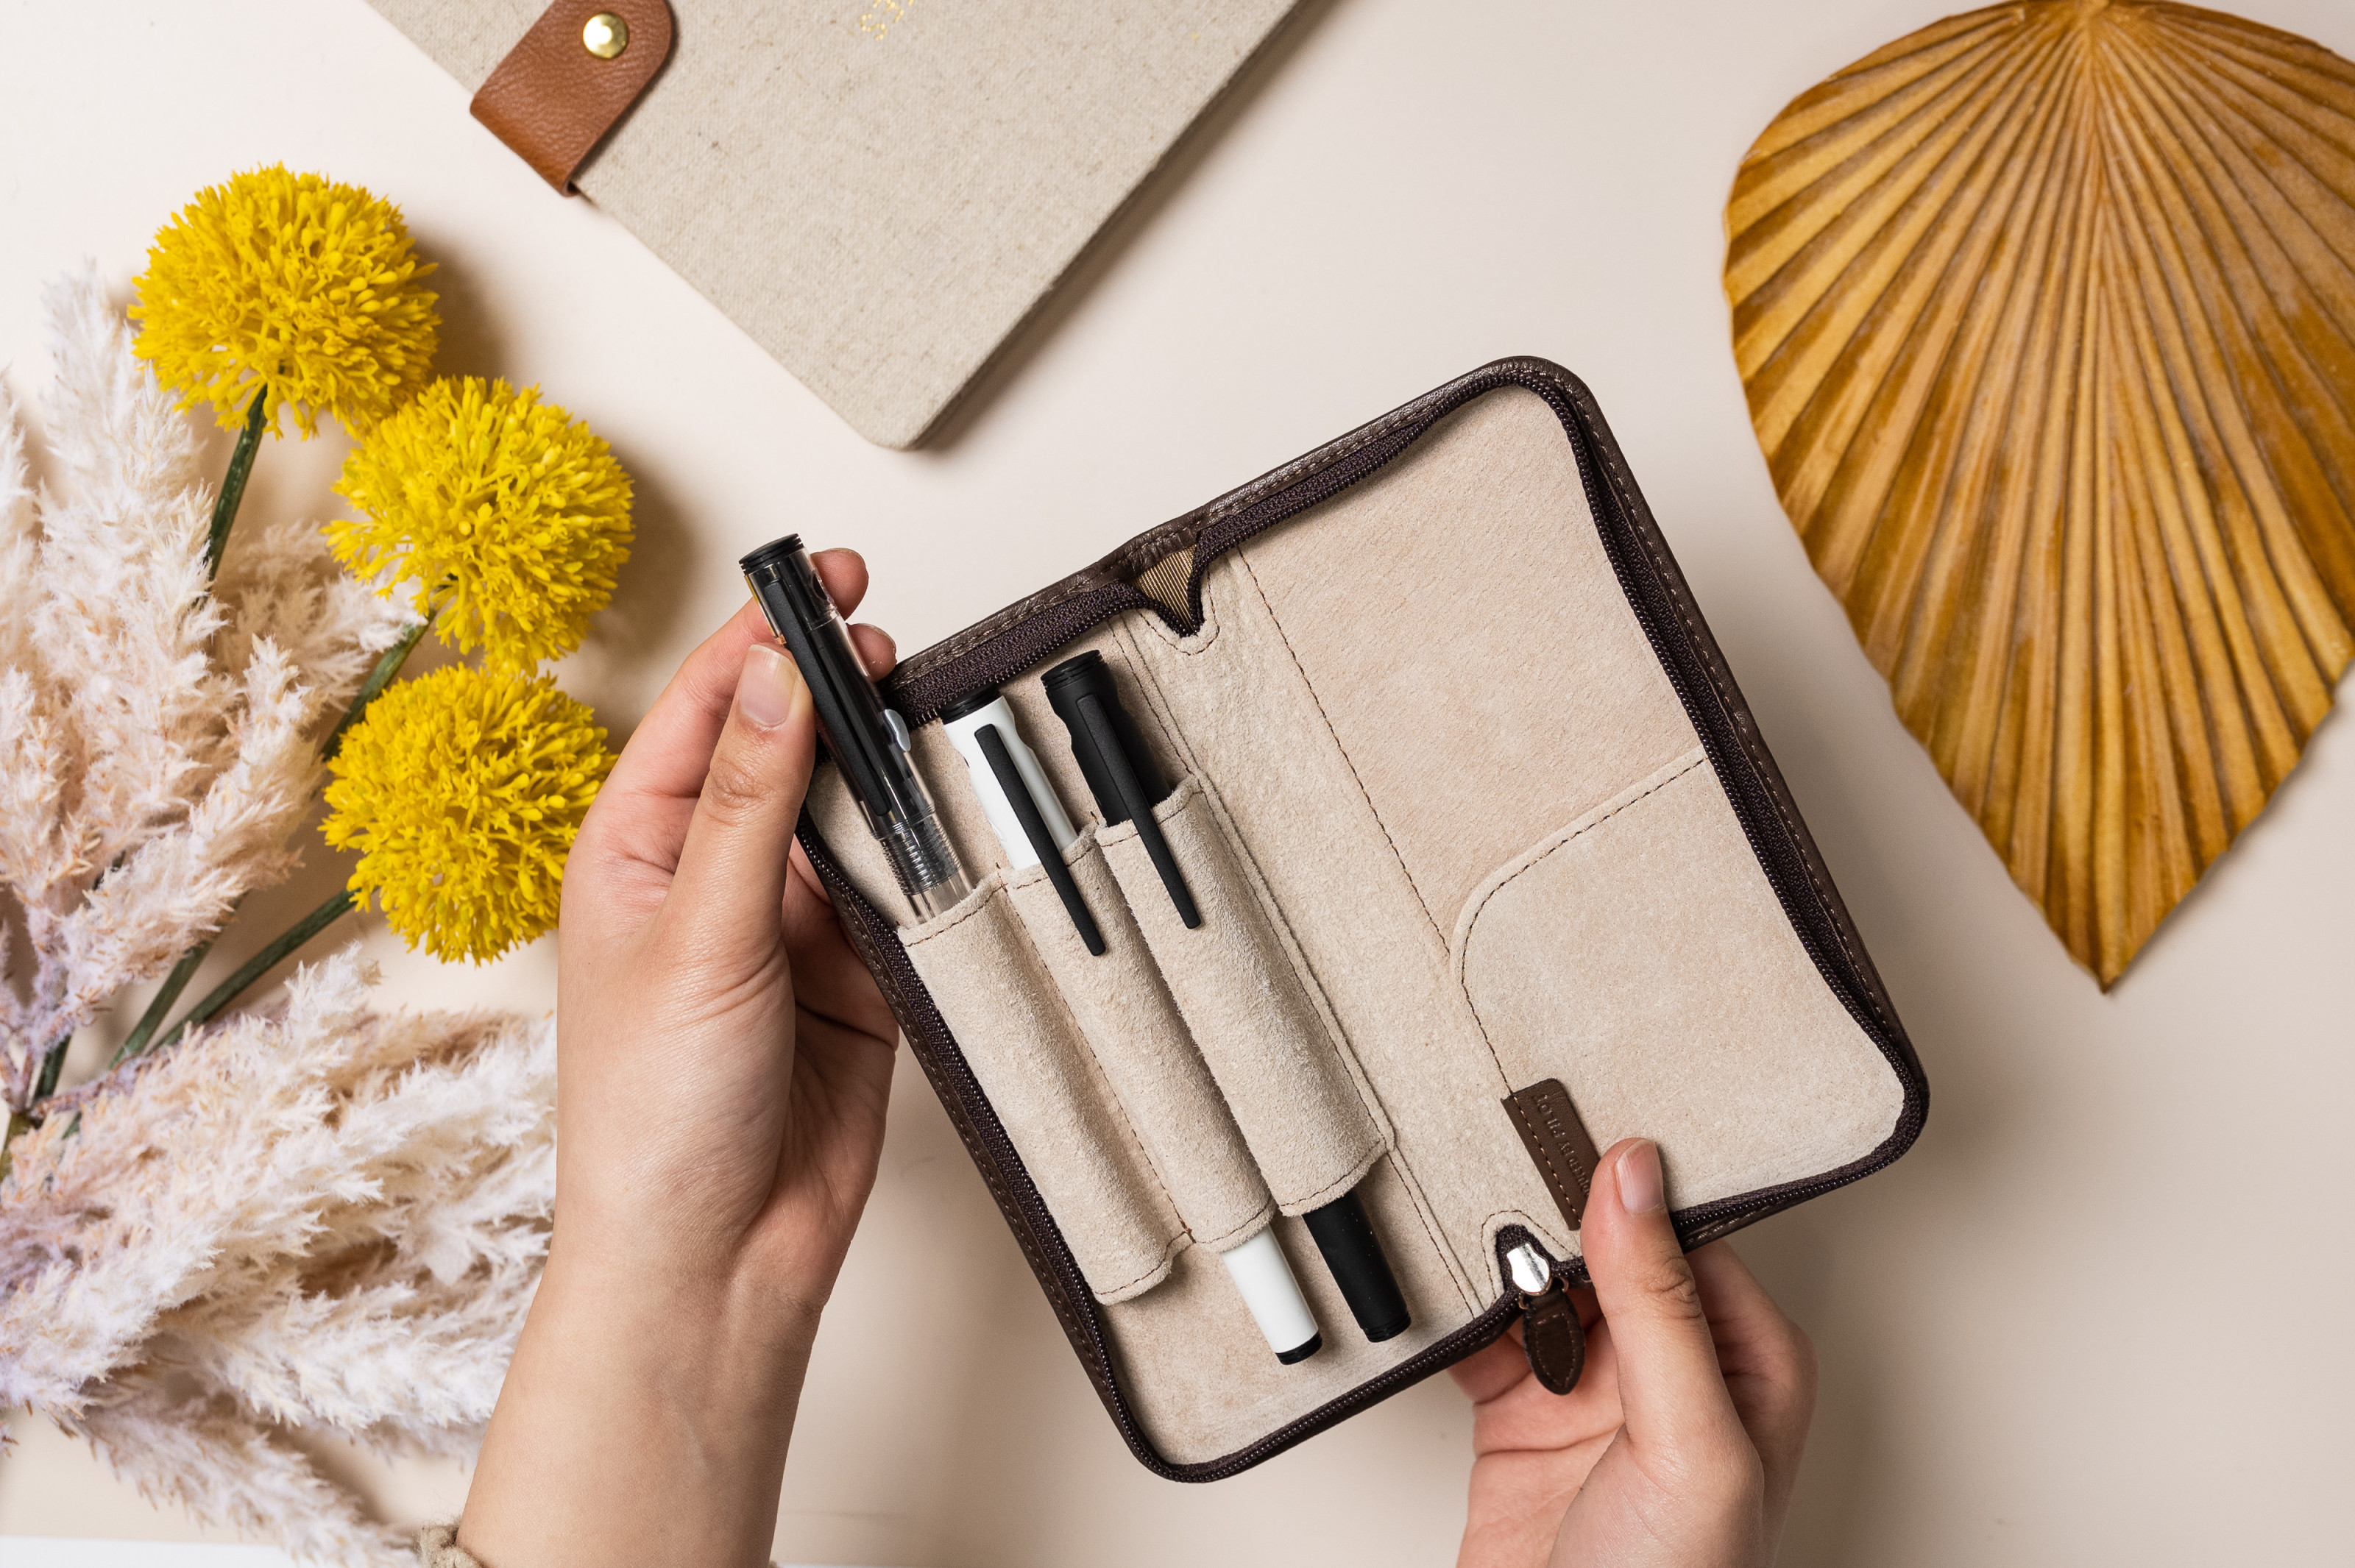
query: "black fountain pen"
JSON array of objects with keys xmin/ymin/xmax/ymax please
[{"xmin": 740, "ymin": 533, "xmax": 971, "ymax": 921}]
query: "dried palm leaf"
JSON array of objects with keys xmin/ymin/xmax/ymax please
[{"xmin": 1725, "ymin": 0, "xmax": 2355, "ymax": 985}]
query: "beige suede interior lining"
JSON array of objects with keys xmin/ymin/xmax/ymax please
[
  {"xmin": 1455, "ymin": 751, "xmax": 1906, "ymax": 1204},
  {"xmin": 817, "ymin": 387, "xmax": 1908, "ymax": 1464}
]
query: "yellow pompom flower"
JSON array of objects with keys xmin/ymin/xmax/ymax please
[
  {"xmin": 324, "ymin": 666, "xmax": 613, "ymax": 964},
  {"xmin": 131, "ymin": 165, "xmax": 439, "ymax": 436},
  {"xmin": 330, "ymin": 377, "xmax": 633, "ymax": 670}
]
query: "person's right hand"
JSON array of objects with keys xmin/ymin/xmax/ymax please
[{"xmin": 1449, "ymin": 1138, "xmax": 1817, "ymax": 1568}]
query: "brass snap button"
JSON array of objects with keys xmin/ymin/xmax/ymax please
[{"xmin": 582, "ymin": 12, "xmax": 630, "ymax": 59}]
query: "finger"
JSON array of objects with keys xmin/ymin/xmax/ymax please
[
  {"xmin": 1689, "ymin": 1243, "xmax": 1815, "ymax": 1506},
  {"xmin": 1582, "ymin": 1138, "xmax": 1749, "ymax": 1473},
  {"xmin": 849, "ymin": 622, "xmax": 896, "ymax": 678},
  {"xmin": 656, "ymin": 643, "xmax": 818, "ymax": 968},
  {"xmin": 812, "ymin": 547, "xmax": 869, "ymax": 619},
  {"xmin": 1688, "ymin": 1244, "xmax": 1803, "ymax": 1396},
  {"xmin": 597, "ymin": 542, "xmax": 865, "ymax": 807},
  {"xmin": 598, "ymin": 595, "xmax": 898, "ymax": 815},
  {"xmin": 781, "ymin": 848, "xmax": 897, "ymax": 1043},
  {"xmin": 598, "ymin": 599, "xmax": 777, "ymax": 809}
]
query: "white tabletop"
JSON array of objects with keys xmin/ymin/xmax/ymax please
[{"xmin": 5, "ymin": 1, "xmax": 2352, "ymax": 1563}]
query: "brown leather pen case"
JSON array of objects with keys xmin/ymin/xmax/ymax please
[{"xmin": 802, "ymin": 358, "xmax": 1927, "ymax": 1480}]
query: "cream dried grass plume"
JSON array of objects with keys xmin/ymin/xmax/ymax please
[
  {"xmin": 0, "ymin": 951, "xmax": 556, "ymax": 1566},
  {"xmin": 1, "ymin": 271, "xmax": 556, "ymax": 1561},
  {"xmin": 0, "ymin": 265, "xmax": 407, "ymax": 1108}
]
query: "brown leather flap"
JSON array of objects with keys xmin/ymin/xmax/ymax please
[{"xmin": 471, "ymin": 0, "xmax": 675, "ymax": 194}]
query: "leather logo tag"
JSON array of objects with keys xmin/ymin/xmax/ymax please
[{"xmin": 1502, "ymin": 1079, "xmax": 1604, "ymax": 1232}]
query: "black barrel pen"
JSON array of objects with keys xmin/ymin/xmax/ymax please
[
  {"xmin": 740, "ymin": 534, "xmax": 971, "ymax": 921},
  {"xmin": 1041, "ymin": 652, "xmax": 1198, "ymax": 928}
]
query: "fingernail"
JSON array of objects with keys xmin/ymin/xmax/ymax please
[
  {"xmin": 737, "ymin": 644, "xmax": 801, "ymax": 729},
  {"xmin": 1617, "ymin": 1140, "xmax": 1665, "ymax": 1214}
]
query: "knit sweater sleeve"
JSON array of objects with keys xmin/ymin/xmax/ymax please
[{"xmin": 417, "ymin": 1525, "xmax": 474, "ymax": 1566}]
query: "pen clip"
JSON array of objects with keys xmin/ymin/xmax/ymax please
[
  {"xmin": 975, "ymin": 723, "xmax": 1105, "ymax": 956},
  {"xmin": 1077, "ymin": 692, "xmax": 1199, "ymax": 929}
]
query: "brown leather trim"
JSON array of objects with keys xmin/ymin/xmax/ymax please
[
  {"xmin": 1520, "ymin": 1288, "xmax": 1587, "ymax": 1396},
  {"xmin": 1502, "ymin": 1079, "xmax": 1602, "ymax": 1232},
  {"xmin": 834, "ymin": 356, "xmax": 1930, "ymax": 1480},
  {"xmin": 470, "ymin": 0, "xmax": 675, "ymax": 194}
]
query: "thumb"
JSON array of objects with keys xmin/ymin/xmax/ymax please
[
  {"xmin": 660, "ymin": 642, "xmax": 818, "ymax": 967},
  {"xmin": 1583, "ymin": 1138, "xmax": 1750, "ymax": 1477}
]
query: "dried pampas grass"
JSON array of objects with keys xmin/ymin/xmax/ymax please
[
  {"xmin": 1, "ymin": 951, "xmax": 553, "ymax": 1565},
  {"xmin": 1, "ymin": 270, "xmax": 559, "ymax": 1561},
  {"xmin": 1, "ymin": 265, "xmax": 408, "ymax": 1101}
]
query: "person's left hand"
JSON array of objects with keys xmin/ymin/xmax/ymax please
[{"xmin": 461, "ymin": 551, "xmax": 902, "ymax": 1568}]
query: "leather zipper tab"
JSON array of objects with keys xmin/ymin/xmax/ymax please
[{"xmin": 1506, "ymin": 1240, "xmax": 1584, "ymax": 1396}]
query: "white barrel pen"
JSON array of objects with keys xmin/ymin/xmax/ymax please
[
  {"xmin": 941, "ymin": 689, "xmax": 1104, "ymax": 955},
  {"xmin": 1220, "ymin": 1227, "xmax": 1322, "ymax": 1363},
  {"xmin": 941, "ymin": 692, "xmax": 1080, "ymax": 868}
]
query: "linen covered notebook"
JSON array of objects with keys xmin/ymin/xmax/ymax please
[
  {"xmin": 801, "ymin": 358, "xmax": 1929, "ymax": 1477},
  {"xmin": 363, "ymin": 0, "xmax": 1299, "ymax": 447}
]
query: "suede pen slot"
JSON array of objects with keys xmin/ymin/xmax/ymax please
[
  {"xmin": 1102, "ymin": 777, "xmax": 1409, "ymax": 1341},
  {"xmin": 1007, "ymin": 841, "xmax": 1325, "ymax": 1363},
  {"xmin": 900, "ymin": 879, "xmax": 1183, "ymax": 1305},
  {"xmin": 1045, "ymin": 650, "xmax": 1199, "ymax": 927}
]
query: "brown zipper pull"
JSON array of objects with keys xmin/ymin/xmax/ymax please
[{"xmin": 1506, "ymin": 1241, "xmax": 1585, "ymax": 1396}]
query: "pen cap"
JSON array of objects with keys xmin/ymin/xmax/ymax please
[
  {"xmin": 941, "ymin": 689, "xmax": 1079, "ymax": 870},
  {"xmin": 1303, "ymin": 1190, "xmax": 1411, "ymax": 1342},
  {"xmin": 1042, "ymin": 651, "xmax": 1166, "ymax": 826}
]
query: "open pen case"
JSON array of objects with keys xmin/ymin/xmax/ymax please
[{"xmin": 798, "ymin": 358, "xmax": 1928, "ymax": 1479}]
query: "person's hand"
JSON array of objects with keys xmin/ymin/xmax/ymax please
[
  {"xmin": 461, "ymin": 553, "xmax": 901, "ymax": 1568},
  {"xmin": 1451, "ymin": 1138, "xmax": 1816, "ymax": 1568}
]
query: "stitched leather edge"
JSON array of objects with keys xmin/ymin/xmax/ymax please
[
  {"xmin": 1520, "ymin": 1293, "xmax": 1587, "ymax": 1396},
  {"xmin": 1500, "ymin": 1080, "xmax": 1603, "ymax": 1235}
]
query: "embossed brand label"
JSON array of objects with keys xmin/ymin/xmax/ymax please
[{"xmin": 1502, "ymin": 1079, "xmax": 1604, "ymax": 1232}]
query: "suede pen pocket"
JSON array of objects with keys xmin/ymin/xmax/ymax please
[
  {"xmin": 1007, "ymin": 833, "xmax": 1276, "ymax": 1252},
  {"xmin": 1101, "ymin": 777, "xmax": 1384, "ymax": 1215},
  {"xmin": 901, "ymin": 878, "xmax": 1185, "ymax": 1303}
]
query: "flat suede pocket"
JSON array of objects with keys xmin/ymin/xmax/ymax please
[{"xmin": 1453, "ymin": 750, "xmax": 1908, "ymax": 1209}]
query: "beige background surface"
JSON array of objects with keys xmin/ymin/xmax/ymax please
[{"xmin": 2, "ymin": 1, "xmax": 2351, "ymax": 1564}]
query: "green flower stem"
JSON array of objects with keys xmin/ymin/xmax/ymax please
[
  {"xmin": 31, "ymin": 1030, "xmax": 71, "ymax": 1101},
  {"xmin": 1, "ymin": 1032, "xmax": 71, "ymax": 1171},
  {"xmin": 113, "ymin": 935, "xmax": 219, "ymax": 1068},
  {"xmin": 206, "ymin": 387, "xmax": 270, "ymax": 578},
  {"xmin": 105, "ymin": 608, "xmax": 428, "ymax": 1074},
  {"xmin": 0, "ymin": 1112, "xmax": 32, "ymax": 1179},
  {"xmin": 157, "ymin": 888, "xmax": 358, "ymax": 1052},
  {"xmin": 321, "ymin": 610, "xmax": 435, "ymax": 763}
]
